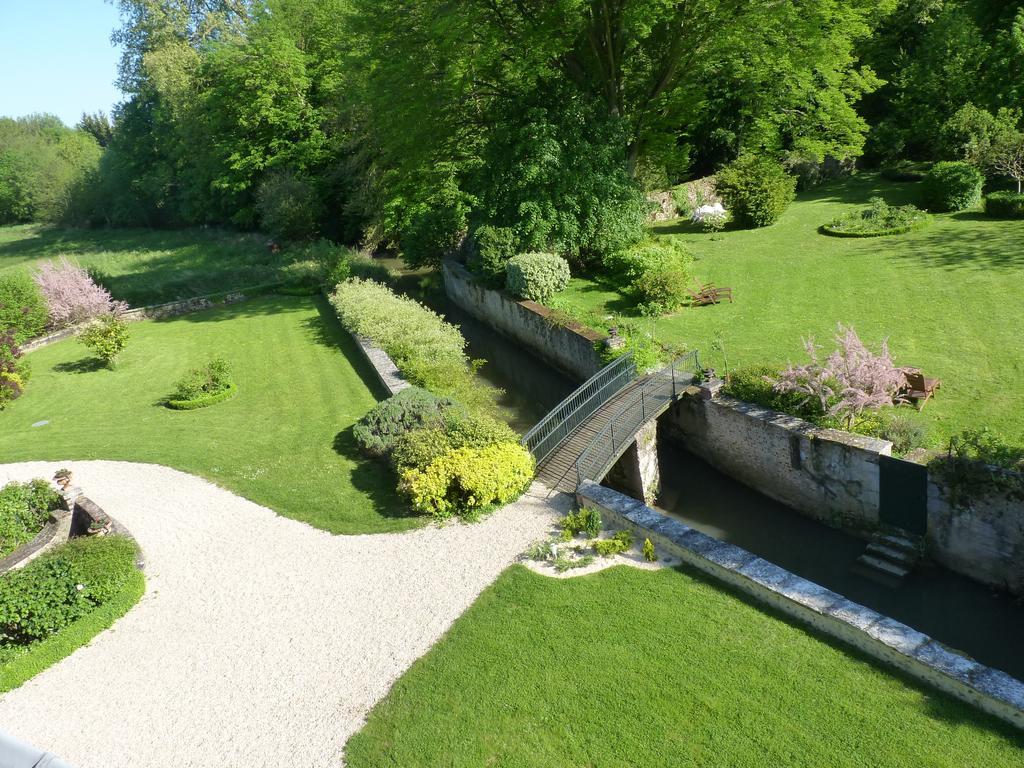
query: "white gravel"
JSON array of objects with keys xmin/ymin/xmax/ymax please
[{"xmin": 0, "ymin": 461, "xmax": 565, "ymax": 767}]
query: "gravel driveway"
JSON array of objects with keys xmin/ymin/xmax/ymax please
[{"xmin": 0, "ymin": 461, "xmax": 563, "ymax": 767}]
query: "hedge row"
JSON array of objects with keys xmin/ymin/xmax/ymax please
[{"xmin": 166, "ymin": 382, "xmax": 239, "ymax": 411}]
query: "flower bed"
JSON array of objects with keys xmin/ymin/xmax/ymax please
[
  {"xmin": 822, "ymin": 197, "xmax": 930, "ymax": 237},
  {"xmin": 166, "ymin": 382, "xmax": 238, "ymax": 411}
]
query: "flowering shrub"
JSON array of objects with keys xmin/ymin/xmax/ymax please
[
  {"xmin": 0, "ymin": 329, "xmax": 29, "ymax": 409},
  {"xmin": 505, "ymin": 252, "xmax": 571, "ymax": 303},
  {"xmin": 78, "ymin": 314, "xmax": 130, "ymax": 368},
  {"xmin": 773, "ymin": 325, "xmax": 904, "ymax": 429},
  {"xmin": 32, "ymin": 257, "xmax": 128, "ymax": 329},
  {"xmin": 400, "ymin": 442, "xmax": 534, "ymax": 520}
]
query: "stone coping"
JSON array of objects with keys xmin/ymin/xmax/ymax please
[
  {"xmin": 348, "ymin": 332, "xmax": 410, "ymax": 397},
  {"xmin": 577, "ymin": 480, "xmax": 1024, "ymax": 731}
]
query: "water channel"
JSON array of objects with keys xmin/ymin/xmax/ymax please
[{"xmin": 391, "ymin": 262, "xmax": 1024, "ymax": 681}]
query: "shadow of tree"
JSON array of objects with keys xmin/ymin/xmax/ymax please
[{"xmin": 52, "ymin": 357, "xmax": 105, "ymax": 374}]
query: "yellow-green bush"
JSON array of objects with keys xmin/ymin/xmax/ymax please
[{"xmin": 400, "ymin": 442, "xmax": 534, "ymax": 520}]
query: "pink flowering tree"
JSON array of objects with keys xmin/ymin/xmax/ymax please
[
  {"xmin": 773, "ymin": 324, "xmax": 904, "ymax": 429},
  {"xmin": 32, "ymin": 257, "xmax": 128, "ymax": 330}
]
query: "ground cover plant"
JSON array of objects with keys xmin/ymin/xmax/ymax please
[
  {"xmin": 0, "ymin": 295, "xmax": 414, "ymax": 534},
  {"xmin": 0, "ymin": 479, "xmax": 60, "ymax": 559},
  {"xmin": 345, "ymin": 565, "xmax": 1024, "ymax": 767},
  {"xmin": 823, "ymin": 197, "xmax": 929, "ymax": 237},
  {"xmin": 553, "ymin": 173, "xmax": 1024, "ymax": 445},
  {"xmin": 0, "ymin": 534, "xmax": 144, "ymax": 692}
]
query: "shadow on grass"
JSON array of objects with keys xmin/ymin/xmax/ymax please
[
  {"xmin": 52, "ymin": 357, "xmax": 105, "ymax": 374},
  {"xmin": 332, "ymin": 427, "xmax": 419, "ymax": 521}
]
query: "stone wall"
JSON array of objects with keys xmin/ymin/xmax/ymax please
[
  {"xmin": 663, "ymin": 388, "xmax": 891, "ymax": 531},
  {"xmin": 927, "ymin": 476, "xmax": 1024, "ymax": 595},
  {"xmin": 578, "ymin": 480, "xmax": 1024, "ymax": 732},
  {"xmin": 442, "ymin": 261, "xmax": 605, "ymax": 381},
  {"xmin": 348, "ymin": 332, "xmax": 410, "ymax": 397}
]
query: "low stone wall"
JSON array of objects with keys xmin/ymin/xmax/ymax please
[
  {"xmin": 348, "ymin": 333, "xmax": 410, "ymax": 397},
  {"xmin": 578, "ymin": 480, "xmax": 1024, "ymax": 731},
  {"xmin": 927, "ymin": 475, "xmax": 1024, "ymax": 595},
  {"xmin": 442, "ymin": 261, "xmax": 606, "ymax": 381},
  {"xmin": 22, "ymin": 284, "xmax": 282, "ymax": 353},
  {"xmin": 663, "ymin": 387, "xmax": 891, "ymax": 531}
]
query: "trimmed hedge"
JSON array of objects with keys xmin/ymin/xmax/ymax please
[
  {"xmin": 984, "ymin": 191, "xmax": 1024, "ymax": 219},
  {"xmin": 166, "ymin": 382, "xmax": 238, "ymax": 411},
  {"xmin": 505, "ymin": 252, "xmax": 571, "ymax": 303},
  {"xmin": 921, "ymin": 161, "xmax": 984, "ymax": 212}
]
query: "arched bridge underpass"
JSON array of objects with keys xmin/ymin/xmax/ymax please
[{"xmin": 522, "ymin": 350, "xmax": 700, "ymax": 494}]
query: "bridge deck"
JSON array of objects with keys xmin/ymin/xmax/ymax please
[{"xmin": 535, "ymin": 374, "xmax": 681, "ymax": 493}]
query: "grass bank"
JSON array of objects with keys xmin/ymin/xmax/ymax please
[
  {"xmin": 0, "ymin": 295, "xmax": 416, "ymax": 534},
  {"xmin": 345, "ymin": 565, "xmax": 1024, "ymax": 767}
]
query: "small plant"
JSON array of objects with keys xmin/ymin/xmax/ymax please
[
  {"xmin": 505, "ymin": 252, "xmax": 571, "ymax": 303},
  {"xmin": 921, "ymin": 161, "xmax": 984, "ymax": 212},
  {"xmin": 642, "ymin": 538, "xmax": 656, "ymax": 562},
  {"xmin": 78, "ymin": 314, "xmax": 130, "ymax": 368},
  {"xmin": 592, "ymin": 530, "xmax": 632, "ymax": 557},
  {"xmin": 561, "ymin": 507, "xmax": 602, "ymax": 538},
  {"xmin": 524, "ymin": 539, "xmax": 554, "ymax": 562},
  {"xmin": 859, "ymin": 411, "xmax": 929, "ymax": 457},
  {"xmin": 553, "ymin": 552, "xmax": 595, "ymax": 573}
]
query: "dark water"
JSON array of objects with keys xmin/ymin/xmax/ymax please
[{"xmin": 655, "ymin": 439, "xmax": 1024, "ymax": 680}]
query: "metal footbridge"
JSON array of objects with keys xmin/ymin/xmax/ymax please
[{"xmin": 522, "ymin": 350, "xmax": 700, "ymax": 493}]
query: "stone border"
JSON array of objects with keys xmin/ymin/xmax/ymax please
[
  {"xmin": 348, "ymin": 332, "xmax": 410, "ymax": 397},
  {"xmin": 577, "ymin": 479, "xmax": 1024, "ymax": 731},
  {"xmin": 21, "ymin": 283, "xmax": 286, "ymax": 353}
]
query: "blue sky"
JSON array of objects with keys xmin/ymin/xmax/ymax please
[{"xmin": 0, "ymin": 0, "xmax": 123, "ymax": 126}]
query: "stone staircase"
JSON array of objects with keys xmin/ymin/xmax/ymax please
[{"xmin": 855, "ymin": 530, "xmax": 924, "ymax": 582}]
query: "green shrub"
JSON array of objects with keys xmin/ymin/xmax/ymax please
[
  {"xmin": 598, "ymin": 320, "xmax": 668, "ymax": 374},
  {"xmin": 443, "ymin": 410, "xmax": 518, "ymax": 449},
  {"xmin": 715, "ymin": 155, "xmax": 797, "ymax": 228},
  {"xmin": 78, "ymin": 314, "xmax": 130, "ymax": 368},
  {"xmin": 593, "ymin": 530, "xmax": 632, "ymax": 557},
  {"xmin": 0, "ymin": 328, "xmax": 30, "ymax": 409},
  {"xmin": 400, "ymin": 442, "xmax": 534, "ymax": 520},
  {"xmin": 857, "ymin": 411, "xmax": 928, "ymax": 456},
  {"xmin": 921, "ymin": 161, "xmax": 984, "ymax": 212},
  {"xmin": 392, "ymin": 427, "xmax": 455, "ymax": 471},
  {"xmin": 561, "ymin": 507, "xmax": 602, "ymax": 538},
  {"xmin": 607, "ymin": 238, "xmax": 694, "ymax": 315},
  {"xmin": 399, "ymin": 188, "xmax": 470, "ymax": 269},
  {"xmin": 0, "ymin": 274, "xmax": 48, "ymax": 343},
  {"xmin": 984, "ymin": 191, "xmax": 1024, "ymax": 219},
  {"xmin": 353, "ymin": 387, "xmax": 456, "ymax": 459},
  {"xmin": 0, "ymin": 535, "xmax": 137, "ymax": 647},
  {"xmin": 468, "ymin": 225, "xmax": 518, "ymax": 287},
  {"xmin": 505, "ymin": 253, "xmax": 571, "ymax": 303},
  {"xmin": 0, "ymin": 479, "xmax": 60, "ymax": 559},
  {"xmin": 724, "ymin": 365, "xmax": 824, "ymax": 421},
  {"xmin": 168, "ymin": 358, "xmax": 234, "ymax": 409},
  {"xmin": 256, "ymin": 169, "xmax": 322, "ymax": 242},
  {"xmin": 823, "ymin": 198, "xmax": 930, "ymax": 237},
  {"xmin": 642, "ymin": 538, "xmax": 656, "ymax": 562},
  {"xmin": 553, "ymin": 552, "xmax": 595, "ymax": 572}
]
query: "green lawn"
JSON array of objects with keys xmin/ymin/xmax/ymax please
[
  {"xmin": 0, "ymin": 224, "xmax": 283, "ymax": 306},
  {"xmin": 345, "ymin": 565, "xmax": 1024, "ymax": 767},
  {"xmin": 0, "ymin": 295, "xmax": 417, "ymax": 534},
  {"xmin": 555, "ymin": 174, "xmax": 1024, "ymax": 444}
]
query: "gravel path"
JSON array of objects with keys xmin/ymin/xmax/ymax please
[{"xmin": 0, "ymin": 461, "xmax": 564, "ymax": 767}]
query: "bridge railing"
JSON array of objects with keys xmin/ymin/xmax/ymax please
[
  {"xmin": 573, "ymin": 350, "xmax": 700, "ymax": 486},
  {"xmin": 522, "ymin": 352, "xmax": 637, "ymax": 464}
]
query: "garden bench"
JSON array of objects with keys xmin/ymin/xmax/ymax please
[
  {"xmin": 687, "ymin": 283, "xmax": 733, "ymax": 306},
  {"xmin": 898, "ymin": 369, "xmax": 941, "ymax": 409}
]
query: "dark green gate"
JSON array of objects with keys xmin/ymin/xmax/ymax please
[{"xmin": 878, "ymin": 455, "xmax": 928, "ymax": 534}]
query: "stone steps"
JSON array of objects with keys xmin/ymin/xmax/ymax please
[{"xmin": 855, "ymin": 529, "xmax": 923, "ymax": 583}]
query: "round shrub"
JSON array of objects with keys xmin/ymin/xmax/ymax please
[
  {"xmin": 921, "ymin": 161, "xmax": 984, "ymax": 212},
  {"xmin": 505, "ymin": 252, "xmax": 571, "ymax": 303},
  {"xmin": 353, "ymin": 387, "xmax": 456, "ymax": 459},
  {"xmin": 256, "ymin": 169, "xmax": 322, "ymax": 242},
  {"xmin": 715, "ymin": 155, "xmax": 797, "ymax": 228},
  {"xmin": 0, "ymin": 274, "xmax": 48, "ymax": 343},
  {"xmin": 0, "ymin": 535, "xmax": 138, "ymax": 647},
  {"xmin": 984, "ymin": 191, "xmax": 1024, "ymax": 219},
  {"xmin": 399, "ymin": 442, "xmax": 535, "ymax": 521},
  {"xmin": 822, "ymin": 198, "xmax": 930, "ymax": 238},
  {"xmin": 467, "ymin": 225, "xmax": 518, "ymax": 287},
  {"xmin": 78, "ymin": 314, "xmax": 130, "ymax": 368}
]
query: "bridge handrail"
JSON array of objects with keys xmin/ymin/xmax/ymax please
[
  {"xmin": 522, "ymin": 352, "xmax": 637, "ymax": 464},
  {"xmin": 573, "ymin": 350, "xmax": 700, "ymax": 486}
]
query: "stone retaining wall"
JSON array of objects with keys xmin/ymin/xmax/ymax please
[
  {"xmin": 441, "ymin": 261, "xmax": 605, "ymax": 381},
  {"xmin": 348, "ymin": 333, "xmax": 410, "ymax": 397},
  {"xmin": 663, "ymin": 387, "xmax": 891, "ymax": 531},
  {"xmin": 578, "ymin": 480, "xmax": 1024, "ymax": 731}
]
